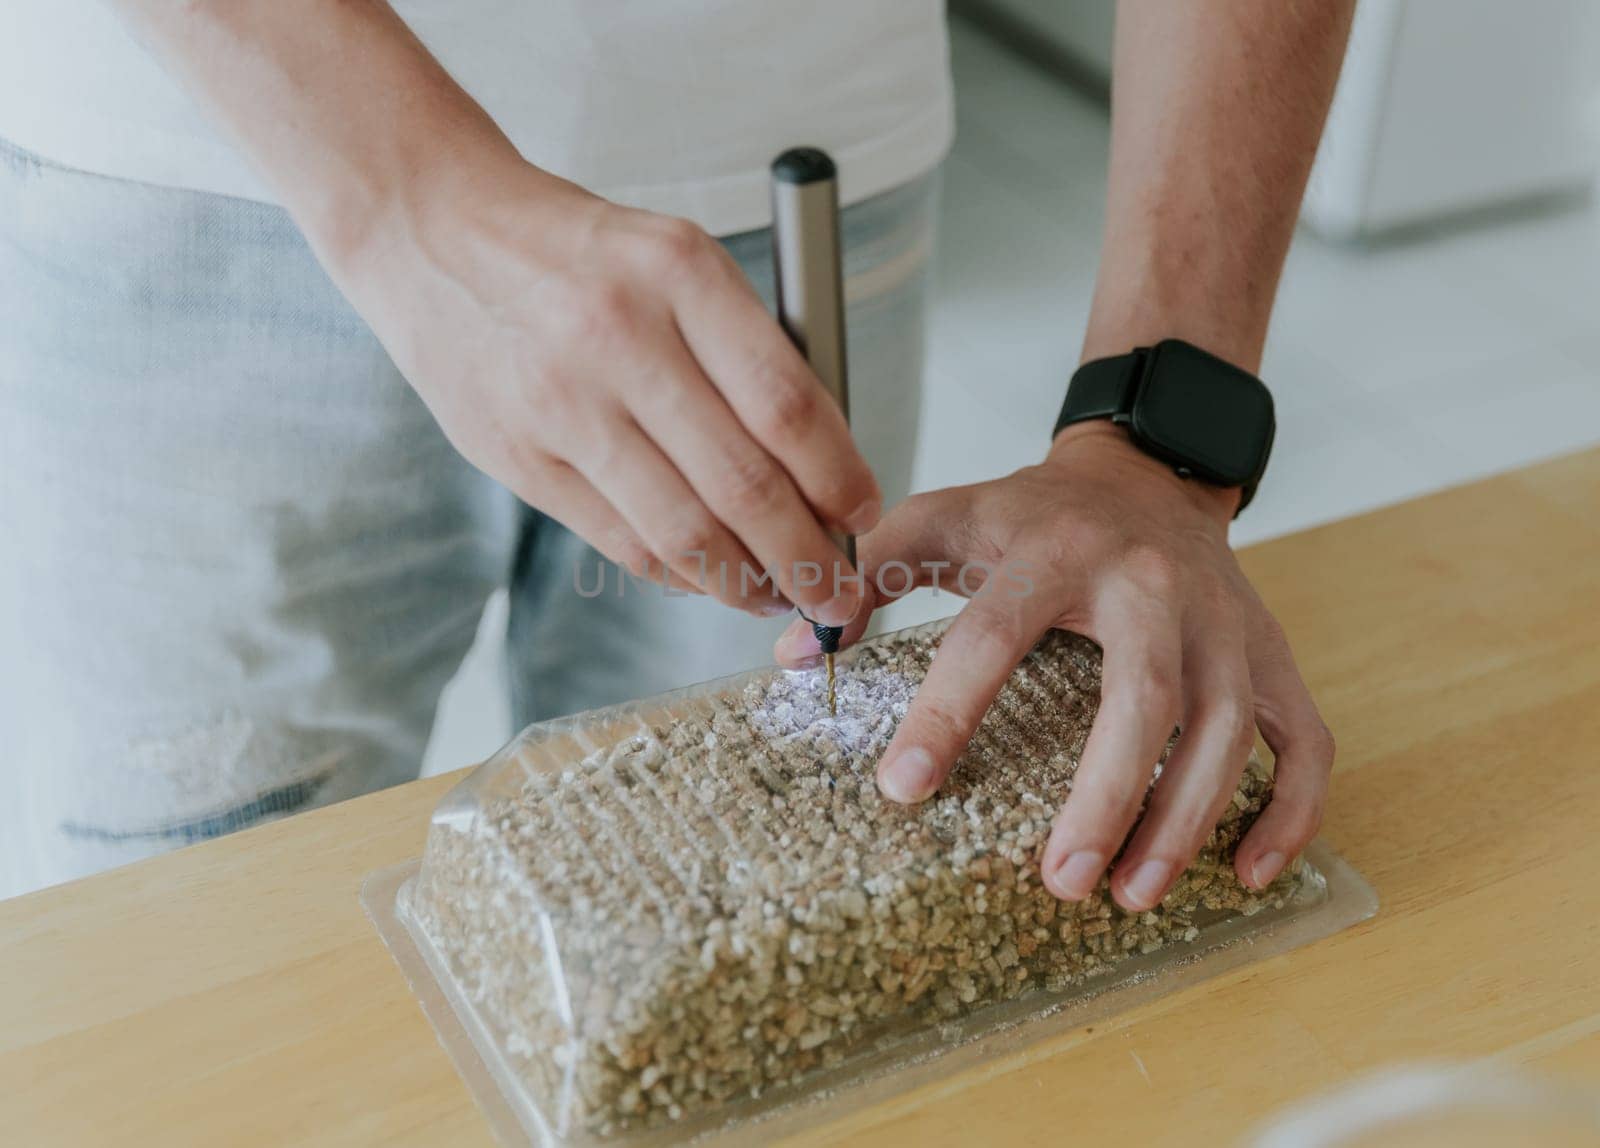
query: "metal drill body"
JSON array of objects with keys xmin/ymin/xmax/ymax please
[{"xmin": 772, "ymin": 147, "xmax": 854, "ymax": 717}]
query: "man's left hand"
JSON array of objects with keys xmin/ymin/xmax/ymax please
[{"xmin": 773, "ymin": 422, "xmax": 1335, "ymax": 912}]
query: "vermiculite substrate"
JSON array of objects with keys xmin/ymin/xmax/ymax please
[{"xmin": 407, "ymin": 626, "xmax": 1298, "ymax": 1138}]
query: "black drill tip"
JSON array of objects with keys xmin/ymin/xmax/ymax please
[{"xmin": 813, "ymin": 621, "xmax": 843, "ymax": 655}]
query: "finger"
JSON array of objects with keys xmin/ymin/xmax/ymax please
[
  {"xmin": 1111, "ymin": 631, "xmax": 1255, "ymax": 911},
  {"xmin": 875, "ymin": 565, "xmax": 1064, "ymax": 804},
  {"xmin": 1041, "ymin": 587, "xmax": 1184, "ymax": 902},
  {"xmin": 569, "ymin": 415, "xmax": 769, "ymax": 610},
  {"xmin": 671, "ymin": 260, "xmax": 882, "ymax": 535},
  {"xmin": 771, "ymin": 489, "xmax": 977, "ymax": 667},
  {"xmin": 620, "ymin": 334, "xmax": 859, "ymax": 623},
  {"xmin": 501, "ymin": 453, "xmax": 711, "ymax": 598},
  {"xmin": 1235, "ymin": 621, "xmax": 1336, "ymax": 888}
]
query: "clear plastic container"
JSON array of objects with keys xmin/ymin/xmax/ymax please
[{"xmin": 364, "ymin": 620, "xmax": 1378, "ymax": 1146}]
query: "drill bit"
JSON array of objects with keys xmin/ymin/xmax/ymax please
[{"xmin": 813, "ymin": 619, "xmax": 843, "ymax": 716}]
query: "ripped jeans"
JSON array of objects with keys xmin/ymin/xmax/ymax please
[{"xmin": 0, "ymin": 137, "xmax": 936, "ymax": 899}]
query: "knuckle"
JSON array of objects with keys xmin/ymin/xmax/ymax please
[
  {"xmin": 1303, "ymin": 795, "xmax": 1328, "ymax": 839},
  {"xmin": 1121, "ymin": 659, "xmax": 1181, "ymax": 721},
  {"xmin": 648, "ymin": 216, "xmax": 714, "ymax": 276},
  {"xmin": 1308, "ymin": 718, "xmax": 1338, "ymax": 767},
  {"xmin": 756, "ymin": 371, "xmax": 818, "ymax": 439},
  {"xmin": 505, "ymin": 369, "xmax": 582, "ymax": 444},
  {"xmin": 718, "ymin": 450, "xmax": 788, "ymax": 517},
  {"xmin": 1213, "ymin": 697, "xmax": 1256, "ymax": 750},
  {"xmin": 1149, "ymin": 801, "xmax": 1213, "ymax": 857},
  {"xmin": 1199, "ymin": 578, "xmax": 1246, "ymax": 626},
  {"xmin": 911, "ymin": 697, "xmax": 970, "ymax": 753},
  {"xmin": 582, "ymin": 418, "xmax": 632, "ymax": 476},
  {"xmin": 569, "ymin": 282, "xmax": 636, "ymax": 344},
  {"xmin": 1022, "ymin": 534, "xmax": 1070, "ymax": 572},
  {"xmin": 504, "ymin": 436, "xmax": 555, "ymax": 481},
  {"xmin": 655, "ymin": 513, "xmax": 717, "ymax": 563},
  {"xmin": 609, "ymin": 536, "xmax": 656, "ymax": 580},
  {"xmin": 1125, "ymin": 544, "xmax": 1181, "ymax": 598},
  {"xmin": 964, "ymin": 606, "xmax": 1027, "ymax": 660},
  {"xmin": 1073, "ymin": 516, "xmax": 1117, "ymax": 553},
  {"xmin": 1071, "ymin": 808, "xmax": 1139, "ymax": 858},
  {"xmin": 1033, "ymin": 522, "xmax": 1104, "ymax": 572},
  {"xmin": 1080, "ymin": 762, "xmax": 1152, "ymax": 823},
  {"xmin": 1277, "ymin": 794, "xmax": 1326, "ymax": 846},
  {"xmin": 1255, "ymin": 612, "xmax": 1292, "ymax": 654},
  {"xmin": 1024, "ymin": 540, "xmax": 1088, "ymax": 594},
  {"xmin": 809, "ymin": 468, "xmax": 868, "ymax": 521},
  {"xmin": 527, "ymin": 372, "xmax": 586, "ymax": 434}
]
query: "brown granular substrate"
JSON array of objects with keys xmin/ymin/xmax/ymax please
[{"xmin": 408, "ymin": 626, "xmax": 1296, "ymax": 1139}]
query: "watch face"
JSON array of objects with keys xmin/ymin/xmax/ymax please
[{"xmin": 1130, "ymin": 340, "xmax": 1275, "ymax": 486}]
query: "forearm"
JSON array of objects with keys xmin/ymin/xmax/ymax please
[
  {"xmin": 108, "ymin": 0, "xmax": 556, "ymax": 270},
  {"xmin": 1084, "ymin": 0, "xmax": 1355, "ymax": 371}
]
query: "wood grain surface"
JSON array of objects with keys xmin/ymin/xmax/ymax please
[{"xmin": 4, "ymin": 449, "xmax": 1600, "ymax": 1146}]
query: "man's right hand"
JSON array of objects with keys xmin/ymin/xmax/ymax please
[
  {"xmin": 109, "ymin": 0, "xmax": 874, "ymax": 622},
  {"xmin": 333, "ymin": 162, "xmax": 878, "ymax": 623}
]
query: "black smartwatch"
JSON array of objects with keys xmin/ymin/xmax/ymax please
[{"xmin": 1052, "ymin": 338, "xmax": 1275, "ymax": 514}]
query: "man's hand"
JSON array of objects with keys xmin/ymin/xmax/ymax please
[
  {"xmin": 786, "ymin": 0, "xmax": 1351, "ymax": 909},
  {"xmin": 774, "ymin": 422, "xmax": 1334, "ymax": 911},
  {"xmin": 108, "ymin": 0, "xmax": 877, "ymax": 626},
  {"xmin": 338, "ymin": 167, "xmax": 877, "ymax": 623}
]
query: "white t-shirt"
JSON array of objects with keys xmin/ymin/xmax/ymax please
[{"xmin": 0, "ymin": 2, "xmax": 954, "ymax": 236}]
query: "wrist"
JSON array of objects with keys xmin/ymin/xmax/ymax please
[
  {"xmin": 1082, "ymin": 307, "xmax": 1269, "ymax": 377},
  {"xmin": 1049, "ymin": 420, "xmax": 1243, "ymax": 524},
  {"xmin": 310, "ymin": 133, "xmax": 507, "ymax": 275},
  {"xmin": 1082, "ymin": 252, "xmax": 1274, "ymax": 375},
  {"xmin": 320, "ymin": 137, "xmax": 588, "ymax": 295}
]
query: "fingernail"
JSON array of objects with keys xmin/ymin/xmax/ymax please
[
  {"xmin": 844, "ymin": 495, "xmax": 882, "ymax": 534},
  {"xmin": 755, "ymin": 599, "xmax": 793, "ymax": 617},
  {"xmin": 815, "ymin": 589, "xmax": 860, "ymax": 628},
  {"xmin": 1120, "ymin": 859, "xmax": 1174, "ymax": 910},
  {"xmin": 1048, "ymin": 851, "xmax": 1106, "ymax": 900},
  {"xmin": 878, "ymin": 747, "xmax": 940, "ymax": 804},
  {"xmin": 1251, "ymin": 851, "xmax": 1286, "ymax": 889},
  {"xmin": 774, "ymin": 619, "xmax": 820, "ymax": 662}
]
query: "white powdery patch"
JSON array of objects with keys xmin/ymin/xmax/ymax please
[{"xmin": 746, "ymin": 663, "xmax": 917, "ymax": 759}]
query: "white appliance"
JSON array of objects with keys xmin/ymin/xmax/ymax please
[
  {"xmin": 964, "ymin": 0, "xmax": 1600, "ymax": 240},
  {"xmin": 1304, "ymin": 0, "xmax": 1600, "ymax": 239}
]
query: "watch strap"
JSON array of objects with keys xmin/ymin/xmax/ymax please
[
  {"xmin": 1053, "ymin": 349, "xmax": 1146, "ymax": 434},
  {"xmin": 1051, "ymin": 341, "xmax": 1269, "ymax": 517}
]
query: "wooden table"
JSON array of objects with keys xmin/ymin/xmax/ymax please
[{"xmin": 6, "ymin": 449, "xmax": 1600, "ymax": 1147}]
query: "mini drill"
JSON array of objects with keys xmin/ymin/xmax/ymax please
[{"xmin": 771, "ymin": 147, "xmax": 853, "ymax": 716}]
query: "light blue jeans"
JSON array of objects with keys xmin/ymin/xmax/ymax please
[{"xmin": 0, "ymin": 136, "xmax": 936, "ymax": 898}]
